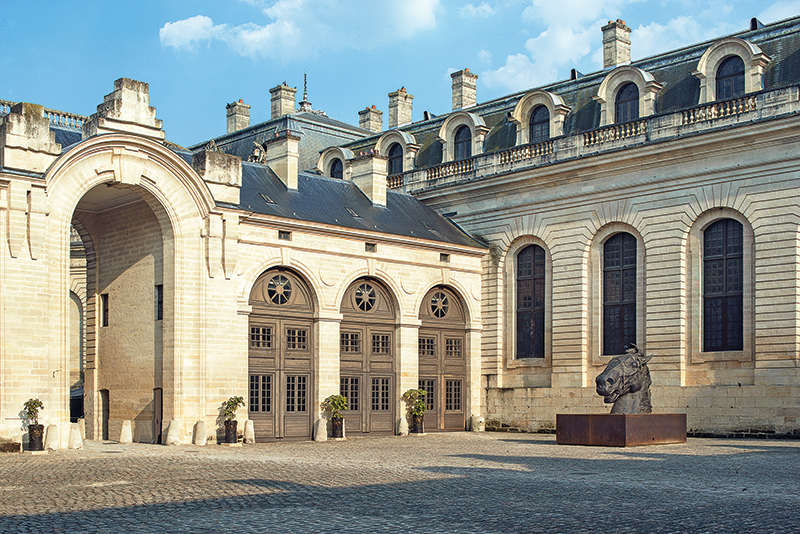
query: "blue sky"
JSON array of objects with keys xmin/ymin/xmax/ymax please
[{"xmin": 2, "ymin": 0, "xmax": 798, "ymax": 147}]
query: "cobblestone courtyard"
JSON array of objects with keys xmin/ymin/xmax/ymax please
[{"xmin": 0, "ymin": 433, "xmax": 798, "ymax": 533}]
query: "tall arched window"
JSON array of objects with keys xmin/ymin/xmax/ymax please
[
  {"xmin": 603, "ymin": 233, "xmax": 636, "ymax": 355},
  {"xmin": 454, "ymin": 125, "xmax": 472, "ymax": 161},
  {"xmin": 329, "ymin": 158, "xmax": 343, "ymax": 179},
  {"xmin": 716, "ymin": 56, "xmax": 745, "ymax": 101},
  {"xmin": 529, "ymin": 106, "xmax": 550, "ymax": 144},
  {"xmin": 703, "ymin": 219, "xmax": 743, "ymax": 351},
  {"xmin": 387, "ymin": 143, "xmax": 403, "ymax": 176},
  {"xmin": 517, "ymin": 245, "xmax": 545, "ymax": 359},
  {"xmin": 614, "ymin": 83, "xmax": 639, "ymax": 124}
]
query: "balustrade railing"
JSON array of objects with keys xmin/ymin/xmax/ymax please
[
  {"xmin": 0, "ymin": 99, "xmax": 86, "ymax": 130},
  {"xmin": 583, "ymin": 120, "xmax": 646, "ymax": 146},
  {"xmin": 387, "ymin": 174, "xmax": 404, "ymax": 189},
  {"xmin": 426, "ymin": 158, "xmax": 475, "ymax": 181},
  {"xmin": 498, "ymin": 140, "xmax": 553, "ymax": 164},
  {"xmin": 681, "ymin": 95, "xmax": 757, "ymax": 125}
]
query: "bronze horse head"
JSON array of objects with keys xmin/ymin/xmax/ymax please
[{"xmin": 595, "ymin": 345, "xmax": 653, "ymax": 414}]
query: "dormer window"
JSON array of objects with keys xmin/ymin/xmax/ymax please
[
  {"xmin": 387, "ymin": 143, "xmax": 403, "ymax": 176},
  {"xmin": 529, "ymin": 106, "xmax": 550, "ymax": 144},
  {"xmin": 716, "ymin": 56, "xmax": 745, "ymax": 100},
  {"xmin": 454, "ymin": 125, "xmax": 472, "ymax": 161},
  {"xmin": 615, "ymin": 83, "xmax": 639, "ymax": 123},
  {"xmin": 330, "ymin": 158, "xmax": 343, "ymax": 179}
]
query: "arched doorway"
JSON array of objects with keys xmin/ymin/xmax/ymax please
[
  {"xmin": 71, "ymin": 183, "xmax": 169, "ymax": 443},
  {"xmin": 339, "ymin": 278, "xmax": 397, "ymax": 435},
  {"xmin": 418, "ymin": 286, "xmax": 467, "ymax": 431},
  {"xmin": 248, "ymin": 268, "xmax": 315, "ymax": 441}
]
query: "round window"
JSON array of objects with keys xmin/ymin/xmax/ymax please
[
  {"xmin": 267, "ymin": 275, "xmax": 292, "ymax": 305},
  {"xmin": 355, "ymin": 283, "xmax": 377, "ymax": 312},
  {"xmin": 431, "ymin": 291, "xmax": 449, "ymax": 318}
]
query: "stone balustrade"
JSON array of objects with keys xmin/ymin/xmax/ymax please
[
  {"xmin": 0, "ymin": 99, "xmax": 86, "ymax": 130},
  {"xmin": 583, "ymin": 120, "xmax": 646, "ymax": 146},
  {"xmin": 681, "ymin": 95, "xmax": 757, "ymax": 125},
  {"xmin": 388, "ymin": 86, "xmax": 797, "ymax": 192}
]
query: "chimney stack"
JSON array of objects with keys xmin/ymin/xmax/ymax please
[
  {"xmin": 602, "ymin": 19, "xmax": 631, "ymax": 69},
  {"xmin": 270, "ymin": 83, "xmax": 297, "ymax": 119},
  {"xmin": 264, "ymin": 118, "xmax": 301, "ymax": 190},
  {"xmin": 451, "ymin": 68, "xmax": 478, "ymax": 110},
  {"xmin": 359, "ymin": 105, "xmax": 383, "ymax": 133},
  {"xmin": 350, "ymin": 153, "xmax": 387, "ymax": 206},
  {"xmin": 388, "ymin": 87, "xmax": 413, "ymax": 129},
  {"xmin": 226, "ymin": 99, "xmax": 250, "ymax": 134}
]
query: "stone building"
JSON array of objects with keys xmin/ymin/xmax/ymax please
[{"xmin": 1, "ymin": 15, "xmax": 800, "ymax": 445}]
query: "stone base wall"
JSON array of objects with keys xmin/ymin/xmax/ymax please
[{"xmin": 484, "ymin": 384, "xmax": 800, "ymax": 436}]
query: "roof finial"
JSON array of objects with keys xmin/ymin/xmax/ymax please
[{"xmin": 303, "ymin": 73, "xmax": 308, "ymax": 102}]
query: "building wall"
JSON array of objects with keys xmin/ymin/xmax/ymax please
[{"xmin": 420, "ymin": 108, "xmax": 800, "ymax": 435}]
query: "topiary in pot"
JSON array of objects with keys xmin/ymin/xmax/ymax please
[
  {"xmin": 321, "ymin": 394, "xmax": 348, "ymax": 438},
  {"xmin": 402, "ymin": 388, "xmax": 427, "ymax": 434},
  {"xmin": 222, "ymin": 396, "xmax": 245, "ymax": 444},
  {"xmin": 23, "ymin": 398, "xmax": 45, "ymax": 451}
]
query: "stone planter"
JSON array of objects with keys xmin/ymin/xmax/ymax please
[
  {"xmin": 331, "ymin": 416, "xmax": 344, "ymax": 439},
  {"xmin": 224, "ymin": 420, "xmax": 238, "ymax": 444},
  {"xmin": 28, "ymin": 424, "xmax": 44, "ymax": 451},
  {"xmin": 411, "ymin": 414, "xmax": 424, "ymax": 434}
]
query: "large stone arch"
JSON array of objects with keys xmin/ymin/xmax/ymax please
[{"xmin": 43, "ymin": 134, "xmax": 216, "ymax": 441}]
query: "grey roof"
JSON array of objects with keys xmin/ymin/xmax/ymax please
[
  {"xmin": 238, "ymin": 163, "xmax": 483, "ymax": 248},
  {"xmin": 342, "ymin": 16, "xmax": 800, "ymax": 168},
  {"xmin": 51, "ymin": 124, "xmax": 82, "ymax": 151}
]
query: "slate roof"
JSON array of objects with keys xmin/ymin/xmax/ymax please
[
  {"xmin": 342, "ymin": 15, "xmax": 800, "ymax": 168},
  {"xmin": 50, "ymin": 124, "xmax": 82, "ymax": 151},
  {"xmin": 170, "ymin": 146, "xmax": 482, "ymax": 249}
]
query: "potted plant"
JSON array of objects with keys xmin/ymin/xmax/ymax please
[
  {"xmin": 321, "ymin": 394, "xmax": 348, "ymax": 438},
  {"xmin": 222, "ymin": 396, "xmax": 245, "ymax": 444},
  {"xmin": 23, "ymin": 398, "xmax": 44, "ymax": 451},
  {"xmin": 402, "ymin": 388, "xmax": 427, "ymax": 434}
]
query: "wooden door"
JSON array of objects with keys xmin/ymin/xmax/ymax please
[
  {"xmin": 248, "ymin": 269, "xmax": 314, "ymax": 441},
  {"xmin": 339, "ymin": 279, "xmax": 396, "ymax": 435}
]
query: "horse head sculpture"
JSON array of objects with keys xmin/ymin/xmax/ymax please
[{"xmin": 595, "ymin": 345, "xmax": 653, "ymax": 414}]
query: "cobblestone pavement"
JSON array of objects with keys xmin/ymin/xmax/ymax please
[{"xmin": 1, "ymin": 433, "xmax": 798, "ymax": 533}]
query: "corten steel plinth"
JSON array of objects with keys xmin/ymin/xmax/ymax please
[{"xmin": 556, "ymin": 413, "xmax": 686, "ymax": 447}]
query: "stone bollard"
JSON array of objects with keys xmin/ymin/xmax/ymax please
[
  {"xmin": 243, "ymin": 420, "xmax": 255, "ymax": 444},
  {"xmin": 78, "ymin": 418, "xmax": 86, "ymax": 440},
  {"xmin": 313, "ymin": 419, "xmax": 327, "ymax": 442},
  {"xmin": 470, "ymin": 415, "xmax": 485, "ymax": 432},
  {"xmin": 192, "ymin": 421, "xmax": 207, "ymax": 445},
  {"xmin": 119, "ymin": 420, "xmax": 133, "ymax": 443},
  {"xmin": 397, "ymin": 416, "xmax": 409, "ymax": 436},
  {"xmin": 165, "ymin": 420, "xmax": 180, "ymax": 446},
  {"xmin": 60, "ymin": 422, "xmax": 71, "ymax": 450},
  {"xmin": 45, "ymin": 424, "xmax": 59, "ymax": 450},
  {"xmin": 68, "ymin": 423, "xmax": 83, "ymax": 449}
]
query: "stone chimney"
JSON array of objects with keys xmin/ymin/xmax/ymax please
[
  {"xmin": 82, "ymin": 78, "xmax": 164, "ymax": 140},
  {"xmin": 0, "ymin": 102, "xmax": 62, "ymax": 173},
  {"xmin": 358, "ymin": 106, "xmax": 383, "ymax": 133},
  {"xmin": 226, "ymin": 99, "xmax": 250, "ymax": 134},
  {"xmin": 451, "ymin": 68, "xmax": 478, "ymax": 110},
  {"xmin": 270, "ymin": 83, "xmax": 297, "ymax": 119},
  {"xmin": 602, "ymin": 19, "xmax": 631, "ymax": 69},
  {"xmin": 388, "ymin": 87, "xmax": 413, "ymax": 129},
  {"xmin": 264, "ymin": 118, "xmax": 301, "ymax": 190},
  {"xmin": 192, "ymin": 148, "xmax": 242, "ymax": 205},
  {"xmin": 350, "ymin": 152, "xmax": 387, "ymax": 206}
]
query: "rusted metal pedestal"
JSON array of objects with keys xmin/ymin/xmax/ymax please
[{"xmin": 556, "ymin": 413, "xmax": 686, "ymax": 447}]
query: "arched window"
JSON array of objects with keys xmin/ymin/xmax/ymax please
[
  {"xmin": 329, "ymin": 158, "xmax": 343, "ymax": 179},
  {"xmin": 529, "ymin": 106, "xmax": 550, "ymax": 144},
  {"xmin": 716, "ymin": 56, "xmax": 745, "ymax": 101},
  {"xmin": 614, "ymin": 83, "xmax": 639, "ymax": 124},
  {"xmin": 454, "ymin": 125, "xmax": 472, "ymax": 161},
  {"xmin": 603, "ymin": 233, "xmax": 636, "ymax": 355},
  {"xmin": 387, "ymin": 143, "xmax": 403, "ymax": 176},
  {"xmin": 703, "ymin": 219, "xmax": 743, "ymax": 351},
  {"xmin": 517, "ymin": 245, "xmax": 545, "ymax": 359}
]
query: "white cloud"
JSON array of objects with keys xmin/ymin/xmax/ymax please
[
  {"xmin": 459, "ymin": 3, "xmax": 496, "ymax": 18},
  {"xmin": 160, "ymin": 0, "xmax": 440, "ymax": 59},
  {"xmin": 759, "ymin": 0, "xmax": 800, "ymax": 23},
  {"xmin": 159, "ymin": 15, "xmax": 222, "ymax": 51},
  {"xmin": 481, "ymin": 53, "xmax": 543, "ymax": 92},
  {"xmin": 478, "ymin": 49, "xmax": 492, "ymax": 65}
]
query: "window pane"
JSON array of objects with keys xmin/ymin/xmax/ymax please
[{"xmin": 703, "ymin": 219, "xmax": 744, "ymax": 351}]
